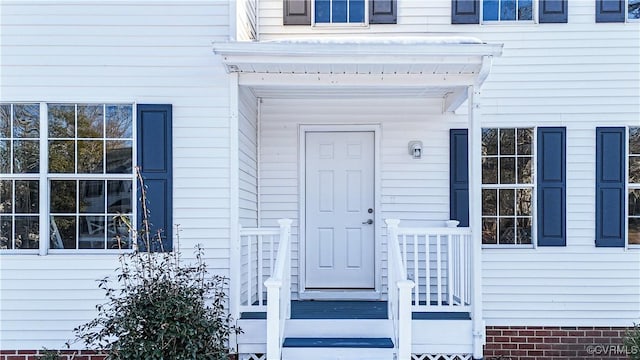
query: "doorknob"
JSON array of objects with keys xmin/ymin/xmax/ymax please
[{"xmin": 362, "ymin": 219, "xmax": 373, "ymax": 225}]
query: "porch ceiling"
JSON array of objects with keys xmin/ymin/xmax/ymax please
[{"xmin": 213, "ymin": 37, "xmax": 503, "ymax": 99}]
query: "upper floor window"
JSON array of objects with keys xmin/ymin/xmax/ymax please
[
  {"xmin": 315, "ymin": 0, "xmax": 366, "ymax": 24},
  {"xmin": 630, "ymin": 0, "xmax": 640, "ymax": 19},
  {"xmin": 629, "ymin": 127, "xmax": 640, "ymax": 245},
  {"xmin": 597, "ymin": 0, "xmax": 640, "ymax": 22},
  {"xmin": 483, "ymin": 0, "xmax": 533, "ymax": 22}
]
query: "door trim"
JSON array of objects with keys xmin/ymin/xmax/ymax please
[{"xmin": 298, "ymin": 124, "xmax": 382, "ymax": 300}]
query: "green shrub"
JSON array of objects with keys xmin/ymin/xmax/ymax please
[{"xmin": 625, "ymin": 323, "xmax": 640, "ymax": 360}]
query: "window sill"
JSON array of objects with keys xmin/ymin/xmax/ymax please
[{"xmin": 482, "ymin": 244, "xmax": 535, "ymax": 250}]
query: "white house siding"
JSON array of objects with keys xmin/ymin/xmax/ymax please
[
  {"xmin": 258, "ymin": 97, "xmax": 466, "ymax": 296},
  {"xmin": 256, "ymin": 1, "xmax": 640, "ymax": 326},
  {"xmin": 0, "ymin": 1, "xmax": 232, "ymax": 349},
  {"xmin": 239, "ymin": 88, "xmax": 259, "ymax": 227}
]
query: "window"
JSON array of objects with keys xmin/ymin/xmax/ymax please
[
  {"xmin": 483, "ymin": 0, "xmax": 533, "ymax": 21},
  {"xmin": 0, "ymin": 103, "xmax": 135, "ymax": 252},
  {"xmin": 629, "ymin": 127, "xmax": 640, "ymax": 245},
  {"xmin": 315, "ymin": 0, "xmax": 366, "ymax": 24},
  {"xmin": 481, "ymin": 128, "xmax": 534, "ymax": 245},
  {"xmin": 630, "ymin": 0, "xmax": 640, "ymax": 20}
]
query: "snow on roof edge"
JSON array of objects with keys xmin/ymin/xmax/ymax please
[{"xmin": 264, "ymin": 36, "xmax": 485, "ymax": 45}]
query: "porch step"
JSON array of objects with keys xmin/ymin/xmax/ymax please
[
  {"xmin": 282, "ymin": 337, "xmax": 394, "ymax": 360},
  {"xmin": 291, "ymin": 300, "xmax": 387, "ymax": 319}
]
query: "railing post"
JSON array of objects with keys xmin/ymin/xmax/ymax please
[
  {"xmin": 278, "ymin": 218, "xmax": 293, "ymax": 321},
  {"xmin": 397, "ymin": 279, "xmax": 415, "ymax": 360},
  {"xmin": 385, "ymin": 219, "xmax": 400, "ymax": 319},
  {"xmin": 265, "ymin": 278, "xmax": 282, "ymax": 360}
]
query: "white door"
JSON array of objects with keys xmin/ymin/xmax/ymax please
[{"xmin": 305, "ymin": 131, "xmax": 375, "ymax": 289}]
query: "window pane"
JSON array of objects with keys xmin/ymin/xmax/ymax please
[
  {"xmin": 630, "ymin": 127, "xmax": 640, "ymax": 154},
  {"xmin": 349, "ymin": 0, "xmax": 365, "ymax": 22},
  {"xmin": 80, "ymin": 180, "xmax": 105, "ymax": 213},
  {"xmin": 107, "ymin": 180, "xmax": 132, "ymax": 213},
  {"xmin": 108, "ymin": 215, "xmax": 132, "ymax": 250},
  {"xmin": 13, "ymin": 140, "xmax": 39, "ymax": 173},
  {"xmin": 517, "ymin": 128, "xmax": 532, "ymax": 155},
  {"xmin": 500, "ymin": 129, "xmax": 515, "ymax": 155},
  {"xmin": 500, "ymin": 157, "xmax": 515, "ymax": 184},
  {"xmin": 106, "ymin": 140, "xmax": 133, "ymax": 174},
  {"xmin": 482, "ymin": 218, "xmax": 497, "ymax": 244},
  {"xmin": 499, "ymin": 189, "xmax": 515, "ymax": 216},
  {"xmin": 0, "ymin": 105, "xmax": 9, "ymax": 138},
  {"xmin": 332, "ymin": 0, "xmax": 347, "ymax": 22},
  {"xmin": 518, "ymin": 0, "xmax": 533, "ymax": 20},
  {"xmin": 49, "ymin": 140, "xmax": 75, "ymax": 173},
  {"xmin": 0, "ymin": 180, "xmax": 11, "ymax": 214},
  {"xmin": 48, "ymin": 104, "xmax": 75, "ymax": 138},
  {"xmin": 630, "ymin": 0, "xmax": 640, "ymax": 19},
  {"xmin": 630, "ymin": 189, "xmax": 640, "ymax": 216},
  {"xmin": 15, "ymin": 216, "xmax": 38, "ymax": 249},
  {"xmin": 630, "ymin": 218, "xmax": 640, "ymax": 245},
  {"xmin": 630, "ymin": 156, "xmax": 640, "ymax": 183},
  {"xmin": 483, "ymin": 0, "xmax": 499, "ymax": 20},
  {"xmin": 482, "ymin": 189, "xmax": 497, "ymax": 216},
  {"xmin": 500, "ymin": 0, "xmax": 516, "ymax": 20},
  {"xmin": 482, "ymin": 128, "xmax": 498, "ymax": 155},
  {"xmin": 15, "ymin": 181, "xmax": 38, "ymax": 214},
  {"xmin": 499, "ymin": 218, "xmax": 515, "ymax": 244},
  {"xmin": 516, "ymin": 218, "xmax": 532, "ymax": 244},
  {"xmin": 77, "ymin": 105, "xmax": 103, "ymax": 138},
  {"xmin": 517, "ymin": 156, "xmax": 533, "ymax": 184},
  {"xmin": 50, "ymin": 180, "xmax": 77, "ymax": 213},
  {"xmin": 0, "ymin": 140, "xmax": 9, "ymax": 173},
  {"xmin": 106, "ymin": 105, "xmax": 133, "ymax": 138},
  {"xmin": 13, "ymin": 104, "xmax": 39, "ymax": 138},
  {"xmin": 0, "ymin": 216, "xmax": 12, "ymax": 249},
  {"xmin": 482, "ymin": 157, "xmax": 498, "ymax": 184},
  {"xmin": 517, "ymin": 188, "xmax": 532, "ymax": 216},
  {"xmin": 316, "ymin": 0, "xmax": 331, "ymax": 22},
  {"xmin": 50, "ymin": 215, "xmax": 76, "ymax": 249},
  {"xmin": 78, "ymin": 140, "xmax": 104, "ymax": 173},
  {"xmin": 79, "ymin": 216, "xmax": 105, "ymax": 249}
]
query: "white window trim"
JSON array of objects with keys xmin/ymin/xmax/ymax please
[
  {"xmin": 481, "ymin": 0, "xmax": 538, "ymax": 24},
  {"xmin": 311, "ymin": 0, "xmax": 370, "ymax": 27},
  {"xmin": 481, "ymin": 127, "xmax": 537, "ymax": 249},
  {"xmin": 0, "ymin": 102, "xmax": 137, "ymax": 255}
]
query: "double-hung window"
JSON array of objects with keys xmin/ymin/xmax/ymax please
[
  {"xmin": 483, "ymin": 0, "xmax": 534, "ymax": 22},
  {"xmin": 283, "ymin": 0, "xmax": 396, "ymax": 25},
  {"xmin": 0, "ymin": 103, "xmax": 135, "ymax": 252},
  {"xmin": 481, "ymin": 128, "xmax": 534, "ymax": 246},
  {"xmin": 629, "ymin": 127, "xmax": 640, "ymax": 245},
  {"xmin": 315, "ymin": 0, "xmax": 366, "ymax": 24}
]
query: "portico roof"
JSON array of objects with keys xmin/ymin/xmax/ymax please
[{"xmin": 213, "ymin": 37, "xmax": 503, "ymax": 104}]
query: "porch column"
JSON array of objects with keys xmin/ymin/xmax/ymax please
[{"xmin": 468, "ymin": 85, "xmax": 484, "ymax": 360}]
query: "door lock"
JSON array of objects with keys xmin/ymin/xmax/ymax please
[{"xmin": 362, "ymin": 219, "xmax": 373, "ymax": 225}]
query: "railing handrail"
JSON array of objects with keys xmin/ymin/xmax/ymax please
[
  {"xmin": 265, "ymin": 218, "xmax": 292, "ymax": 360},
  {"xmin": 395, "ymin": 226, "xmax": 471, "ymax": 235},
  {"xmin": 239, "ymin": 227, "xmax": 280, "ymax": 236}
]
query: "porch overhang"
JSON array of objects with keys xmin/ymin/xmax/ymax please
[{"xmin": 213, "ymin": 37, "xmax": 503, "ymax": 107}]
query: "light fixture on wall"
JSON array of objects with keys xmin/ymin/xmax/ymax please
[{"xmin": 408, "ymin": 141, "xmax": 423, "ymax": 159}]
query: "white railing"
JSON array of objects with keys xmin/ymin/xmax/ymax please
[
  {"xmin": 264, "ymin": 219, "xmax": 292, "ymax": 360},
  {"xmin": 385, "ymin": 219, "xmax": 415, "ymax": 360},
  {"xmin": 388, "ymin": 220, "xmax": 472, "ymax": 313},
  {"xmin": 239, "ymin": 226, "xmax": 280, "ymax": 313}
]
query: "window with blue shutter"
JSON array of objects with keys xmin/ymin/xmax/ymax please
[
  {"xmin": 537, "ymin": 127, "xmax": 566, "ymax": 247},
  {"xmin": 284, "ymin": 0, "xmax": 396, "ymax": 24},
  {"xmin": 450, "ymin": 129, "xmax": 469, "ymax": 227},
  {"xmin": 137, "ymin": 104, "xmax": 173, "ymax": 252},
  {"xmin": 452, "ymin": 0, "xmax": 568, "ymax": 23},
  {"xmin": 596, "ymin": 0, "xmax": 625, "ymax": 22},
  {"xmin": 595, "ymin": 127, "xmax": 625, "ymax": 247}
]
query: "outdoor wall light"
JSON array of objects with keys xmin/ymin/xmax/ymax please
[{"xmin": 408, "ymin": 141, "xmax": 423, "ymax": 159}]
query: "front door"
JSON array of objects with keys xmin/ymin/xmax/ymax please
[{"xmin": 305, "ymin": 131, "xmax": 375, "ymax": 289}]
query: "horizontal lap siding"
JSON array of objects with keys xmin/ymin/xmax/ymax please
[
  {"xmin": 239, "ymin": 88, "xmax": 259, "ymax": 228},
  {"xmin": 0, "ymin": 1, "xmax": 231, "ymax": 350},
  {"xmin": 259, "ymin": 97, "xmax": 463, "ymax": 296},
  {"xmin": 258, "ymin": 0, "xmax": 640, "ymax": 325}
]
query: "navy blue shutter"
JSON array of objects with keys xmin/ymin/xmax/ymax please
[
  {"xmin": 284, "ymin": 0, "xmax": 311, "ymax": 25},
  {"xmin": 539, "ymin": 0, "xmax": 568, "ymax": 23},
  {"xmin": 370, "ymin": 0, "xmax": 397, "ymax": 24},
  {"xmin": 595, "ymin": 127, "xmax": 626, "ymax": 247},
  {"xmin": 596, "ymin": 0, "xmax": 625, "ymax": 22},
  {"xmin": 537, "ymin": 127, "xmax": 566, "ymax": 246},
  {"xmin": 137, "ymin": 104, "xmax": 173, "ymax": 252},
  {"xmin": 451, "ymin": 0, "xmax": 480, "ymax": 24},
  {"xmin": 450, "ymin": 129, "xmax": 469, "ymax": 227}
]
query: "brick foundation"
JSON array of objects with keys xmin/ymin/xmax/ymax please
[
  {"xmin": 484, "ymin": 326, "xmax": 632, "ymax": 360},
  {"xmin": 0, "ymin": 350, "xmax": 106, "ymax": 360}
]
